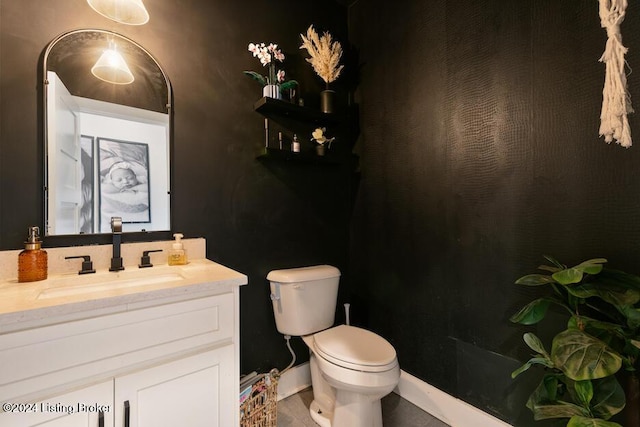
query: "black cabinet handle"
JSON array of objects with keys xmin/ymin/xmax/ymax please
[
  {"xmin": 98, "ymin": 411, "xmax": 104, "ymax": 427},
  {"xmin": 124, "ymin": 400, "xmax": 130, "ymax": 427}
]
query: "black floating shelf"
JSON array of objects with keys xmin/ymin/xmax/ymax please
[
  {"xmin": 257, "ymin": 148, "xmax": 343, "ymax": 166},
  {"xmin": 254, "ymin": 97, "xmax": 340, "ymax": 125}
]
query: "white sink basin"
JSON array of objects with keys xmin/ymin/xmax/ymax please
[{"xmin": 38, "ymin": 269, "xmax": 186, "ymax": 300}]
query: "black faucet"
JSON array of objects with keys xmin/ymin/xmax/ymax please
[
  {"xmin": 109, "ymin": 217, "xmax": 125, "ymax": 272},
  {"xmin": 65, "ymin": 255, "xmax": 96, "ymax": 275},
  {"xmin": 139, "ymin": 249, "xmax": 163, "ymax": 268}
]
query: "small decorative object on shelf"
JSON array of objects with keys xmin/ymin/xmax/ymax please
[
  {"xmin": 300, "ymin": 25, "xmax": 344, "ymax": 113},
  {"xmin": 292, "ymin": 134, "xmax": 300, "ymax": 152},
  {"xmin": 244, "ymin": 42, "xmax": 298, "ymax": 100},
  {"xmin": 311, "ymin": 127, "xmax": 335, "ymax": 156}
]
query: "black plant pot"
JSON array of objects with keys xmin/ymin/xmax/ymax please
[{"xmin": 320, "ymin": 89, "xmax": 335, "ymax": 113}]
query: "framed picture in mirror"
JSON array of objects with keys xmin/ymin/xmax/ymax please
[
  {"xmin": 80, "ymin": 135, "xmax": 95, "ymax": 234},
  {"xmin": 98, "ymin": 137, "xmax": 151, "ymax": 230}
]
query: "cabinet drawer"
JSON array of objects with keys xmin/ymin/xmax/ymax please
[{"xmin": 0, "ymin": 292, "xmax": 234, "ymax": 401}]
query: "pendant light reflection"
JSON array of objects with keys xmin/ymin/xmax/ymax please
[
  {"xmin": 91, "ymin": 44, "xmax": 135, "ymax": 85},
  {"xmin": 87, "ymin": 0, "xmax": 149, "ymax": 25}
]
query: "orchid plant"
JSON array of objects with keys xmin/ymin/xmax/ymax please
[{"xmin": 244, "ymin": 42, "xmax": 298, "ymax": 91}]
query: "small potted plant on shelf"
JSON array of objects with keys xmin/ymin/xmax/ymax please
[
  {"xmin": 299, "ymin": 25, "xmax": 344, "ymax": 113},
  {"xmin": 310, "ymin": 127, "xmax": 335, "ymax": 156},
  {"xmin": 244, "ymin": 42, "xmax": 298, "ymax": 100},
  {"xmin": 511, "ymin": 256, "xmax": 640, "ymax": 427}
]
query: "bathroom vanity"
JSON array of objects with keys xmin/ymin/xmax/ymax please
[{"xmin": 0, "ymin": 239, "xmax": 247, "ymax": 427}]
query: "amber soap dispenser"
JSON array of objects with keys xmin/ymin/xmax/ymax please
[{"xmin": 18, "ymin": 226, "xmax": 48, "ymax": 282}]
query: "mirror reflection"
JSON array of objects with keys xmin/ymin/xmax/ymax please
[{"xmin": 43, "ymin": 29, "xmax": 171, "ymax": 236}]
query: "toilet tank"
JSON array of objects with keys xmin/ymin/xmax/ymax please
[{"xmin": 267, "ymin": 265, "xmax": 341, "ymax": 336}]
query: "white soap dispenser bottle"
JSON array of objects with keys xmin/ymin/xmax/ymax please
[{"xmin": 168, "ymin": 233, "xmax": 188, "ymax": 265}]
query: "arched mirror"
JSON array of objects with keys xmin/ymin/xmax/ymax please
[{"xmin": 43, "ymin": 29, "xmax": 171, "ymax": 236}]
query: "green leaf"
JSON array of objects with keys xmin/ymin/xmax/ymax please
[
  {"xmin": 576, "ymin": 259, "xmax": 608, "ymax": 275},
  {"xmin": 279, "ymin": 80, "xmax": 298, "ymax": 90},
  {"xmin": 573, "ymin": 380, "xmax": 593, "ymax": 407},
  {"xmin": 567, "ymin": 416, "xmax": 622, "ymax": 427},
  {"xmin": 527, "ymin": 374, "xmax": 589, "ymax": 420},
  {"xmin": 543, "ymin": 374, "xmax": 560, "ymax": 401},
  {"xmin": 553, "ymin": 268, "xmax": 585, "ymax": 285},
  {"xmin": 589, "ymin": 376, "xmax": 625, "ymax": 420},
  {"xmin": 552, "ymin": 259, "xmax": 608, "ymax": 285},
  {"xmin": 511, "ymin": 357, "xmax": 554, "ymax": 378},
  {"xmin": 515, "ymin": 274, "xmax": 555, "ymax": 286},
  {"xmin": 524, "ymin": 333, "xmax": 549, "ymax": 355},
  {"xmin": 551, "ymin": 330, "xmax": 622, "ymax": 380},
  {"xmin": 566, "ymin": 282, "xmax": 640, "ymax": 307},
  {"xmin": 530, "ymin": 402, "xmax": 589, "ymax": 421},
  {"xmin": 567, "ymin": 316, "xmax": 624, "ymax": 343},
  {"xmin": 243, "ymin": 70, "xmax": 267, "ymax": 87},
  {"xmin": 539, "ymin": 264, "xmax": 562, "ymax": 273},
  {"xmin": 599, "ymin": 268, "xmax": 640, "ymax": 291},
  {"xmin": 543, "ymin": 255, "xmax": 565, "ymax": 269},
  {"xmin": 510, "ymin": 299, "xmax": 552, "ymax": 325},
  {"xmin": 619, "ymin": 305, "xmax": 640, "ymax": 329},
  {"xmin": 526, "ymin": 374, "xmax": 624, "ymax": 422}
]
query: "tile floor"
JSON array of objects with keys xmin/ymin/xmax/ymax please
[{"xmin": 277, "ymin": 388, "xmax": 451, "ymax": 427}]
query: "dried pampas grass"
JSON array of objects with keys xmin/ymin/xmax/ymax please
[{"xmin": 300, "ymin": 25, "xmax": 344, "ymax": 87}]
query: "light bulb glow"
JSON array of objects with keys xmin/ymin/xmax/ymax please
[
  {"xmin": 87, "ymin": 0, "xmax": 149, "ymax": 25},
  {"xmin": 91, "ymin": 47, "xmax": 135, "ymax": 85}
]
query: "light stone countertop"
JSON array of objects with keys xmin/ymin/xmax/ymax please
[{"xmin": 0, "ymin": 238, "xmax": 247, "ymax": 331}]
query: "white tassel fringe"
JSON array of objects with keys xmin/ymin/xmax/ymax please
[{"xmin": 598, "ymin": 0, "xmax": 633, "ymax": 148}]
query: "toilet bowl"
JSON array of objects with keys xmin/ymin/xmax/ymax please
[
  {"xmin": 302, "ymin": 325, "xmax": 400, "ymax": 427},
  {"xmin": 267, "ymin": 265, "xmax": 400, "ymax": 427}
]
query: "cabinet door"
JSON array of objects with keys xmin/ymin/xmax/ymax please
[
  {"xmin": 0, "ymin": 380, "xmax": 113, "ymax": 427},
  {"xmin": 114, "ymin": 347, "xmax": 235, "ymax": 427}
]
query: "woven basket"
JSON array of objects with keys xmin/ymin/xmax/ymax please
[{"xmin": 240, "ymin": 374, "xmax": 278, "ymax": 427}]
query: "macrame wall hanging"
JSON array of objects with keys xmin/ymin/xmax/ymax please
[{"xmin": 598, "ymin": 0, "xmax": 633, "ymax": 148}]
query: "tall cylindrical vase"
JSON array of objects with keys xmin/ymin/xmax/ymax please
[
  {"xmin": 263, "ymin": 84, "xmax": 281, "ymax": 99},
  {"xmin": 320, "ymin": 89, "xmax": 335, "ymax": 113}
]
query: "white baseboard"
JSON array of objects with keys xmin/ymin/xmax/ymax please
[
  {"xmin": 277, "ymin": 363, "xmax": 512, "ymax": 426},
  {"xmin": 395, "ymin": 370, "xmax": 512, "ymax": 427}
]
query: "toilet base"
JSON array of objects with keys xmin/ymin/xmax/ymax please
[
  {"xmin": 309, "ymin": 392, "xmax": 384, "ymax": 427},
  {"xmin": 309, "ymin": 400, "xmax": 331, "ymax": 427}
]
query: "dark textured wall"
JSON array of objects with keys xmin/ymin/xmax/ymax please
[
  {"xmin": 0, "ymin": 0, "xmax": 348, "ymax": 375},
  {"xmin": 5, "ymin": 0, "xmax": 640, "ymax": 425},
  {"xmin": 349, "ymin": 0, "xmax": 640, "ymax": 425}
]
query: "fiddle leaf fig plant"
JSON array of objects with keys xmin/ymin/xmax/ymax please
[{"xmin": 511, "ymin": 256, "xmax": 640, "ymax": 427}]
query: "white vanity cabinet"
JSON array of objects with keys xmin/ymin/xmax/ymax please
[
  {"xmin": 0, "ymin": 260, "xmax": 246, "ymax": 427},
  {"xmin": 1, "ymin": 381, "xmax": 113, "ymax": 427},
  {"xmin": 115, "ymin": 346, "xmax": 234, "ymax": 427}
]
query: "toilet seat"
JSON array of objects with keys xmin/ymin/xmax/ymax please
[{"xmin": 312, "ymin": 325, "xmax": 397, "ymax": 373}]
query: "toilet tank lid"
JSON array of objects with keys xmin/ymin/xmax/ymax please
[{"xmin": 267, "ymin": 265, "xmax": 341, "ymax": 283}]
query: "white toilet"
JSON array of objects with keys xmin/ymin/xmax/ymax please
[{"xmin": 267, "ymin": 265, "xmax": 400, "ymax": 427}]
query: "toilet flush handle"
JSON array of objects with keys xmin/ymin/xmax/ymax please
[
  {"xmin": 270, "ymin": 283, "xmax": 281, "ymax": 301},
  {"xmin": 270, "ymin": 283, "xmax": 283, "ymax": 313}
]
